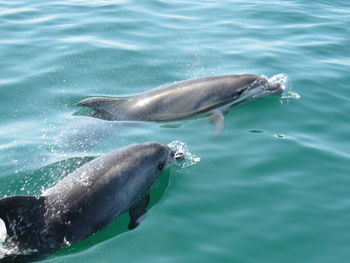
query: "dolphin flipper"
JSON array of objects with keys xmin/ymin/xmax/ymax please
[
  {"xmin": 0, "ymin": 195, "xmax": 47, "ymax": 249},
  {"xmin": 209, "ymin": 109, "xmax": 225, "ymax": 137},
  {"xmin": 128, "ymin": 194, "xmax": 150, "ymax": 230}
]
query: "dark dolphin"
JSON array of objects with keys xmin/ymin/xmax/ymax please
[
  {"xmin": 0, "ymin": 142, "xmax": 183, "ymax": 261},
  {"xmin": 77, "ymin": 74, "xmax": 284, "ymax": 136}
]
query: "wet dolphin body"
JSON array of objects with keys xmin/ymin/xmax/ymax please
[
  {"xmin": 0, "ymin": 142, "xmax": 182, "ymax": 260},
  {"xmin": 77, "ymin": 74, "xmax": 284, "ymax": 136}
]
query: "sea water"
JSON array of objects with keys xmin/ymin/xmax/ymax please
[{"xmin": 0, "ymin": 0, "xmax": 349, "ymax": 262}]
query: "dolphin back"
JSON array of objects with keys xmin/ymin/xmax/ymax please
[
  {"xmin": 129, "ymin": 74, "xmax": 260, "ymax": 121},
  {"xmin": 76, "ymin": 74, "xmax": 260, "ymax": 122}
]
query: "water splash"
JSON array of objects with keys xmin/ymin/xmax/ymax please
[
  {"xmin": 268, "ymin": 73, "xmax": 301, "ymax": 100},
  {"xmin": 167, "ymin": 141, "xmax": 200, "ymax": 168},
  {"xmin": 0, "ymin": 241, "xmax": 38, "ymax": 261},
  {"xmin": 0, "ymin": 219, "xmax": 6, "ymax": 245}
]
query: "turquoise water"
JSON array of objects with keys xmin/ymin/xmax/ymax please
[{"xmin": 1, "ymin": 0, "xmax": 350, "ymax": 262}]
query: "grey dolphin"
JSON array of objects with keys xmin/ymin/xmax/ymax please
[
  {"xmin": 0, "ymin": 142, "xmax": 183, "ymax": 260},
  {"xmin": 77, "ymin": 74, "xmax": 284, "ymax": 136}
]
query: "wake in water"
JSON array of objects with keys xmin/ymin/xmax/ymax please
[
  {"xmin": 52, "ymin": 116, "xmax": 144, "ymax": 153},
  {"xmin": 32, "ymin": 117, "xmax": 148, "ymax": 170}
]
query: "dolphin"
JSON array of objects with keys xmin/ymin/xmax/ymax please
[
  {"xmin": 0, "ymin": 142, "xmax": 183, "ymax": 261},
  {"xmin": 77, "ymin": 74, "xmax": 284, "ymax": 136}
]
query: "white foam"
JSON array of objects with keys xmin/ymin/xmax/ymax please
[
  {"xmin": 168, "ymin": 140, "xmax": 200, "ymax": 168},
  {"xmin": 0, "ymin": 218, "xmax": 6, "ymax": 243},
  {"xmin": 268, "ymin": 73, "xmax": 301, "ymax": 100}
]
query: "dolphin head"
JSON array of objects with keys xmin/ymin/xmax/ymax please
[
  {"xmin": 232, "ymin": 76, "xmax": 284, "ymax": 106},
  {"xmin": 140, "ymin": 143, "xmax": 183, "ymax": 174},
  {"xmin": 245, "ymin": 76, "xmax": 284, "ymax": 98}
]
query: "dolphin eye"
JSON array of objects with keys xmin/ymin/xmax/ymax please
[{"xmin": 158, "ymin": 162, "xmax": 165, "ymax": 170}]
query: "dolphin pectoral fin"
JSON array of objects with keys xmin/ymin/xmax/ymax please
[
  {"xmin": 128, "ymin": 194, "xmax": 150, "ymax": 230},
  {"xmin": 209, "ymin": 109, "xmax": 225, "ymax": 137}
]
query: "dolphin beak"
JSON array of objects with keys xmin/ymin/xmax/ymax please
[
  {"xmin": 275, "ymin": 82, "xmax": 284, "ymax": 93},
  {"xmin": 267, "ymin": 81, "xmax": 284, "ymax": 95}
]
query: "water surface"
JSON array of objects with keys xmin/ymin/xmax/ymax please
[{"xmin": 0, "ymin": 0, "xmax": 350, "ymax": 262}]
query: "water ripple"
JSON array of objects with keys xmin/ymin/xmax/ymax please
[
  {"xmin": 0, "ymin": 0, "xmax": 350, "ymax": 262},
  {"xmin": 60, "ymin": 36, "xmax": 141, "ymax": 50}
]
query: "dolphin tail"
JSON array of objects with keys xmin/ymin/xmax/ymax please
[
  {"xmin": 76, "ymin": 97, "xmax": 129, "ymax": 121},
  {"xmin": 0, "ymin": 195, "xmax": 46, "ymax": 249}
]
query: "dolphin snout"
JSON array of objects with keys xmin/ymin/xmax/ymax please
[
  {"xmin": 267, "ymin": 81, "xmax": 284, "ymax": 95},
  {"xmin": 275, "ymin": 82, "xmax": 283, "ymax": 91}
]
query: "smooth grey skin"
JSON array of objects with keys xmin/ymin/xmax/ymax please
[
  {"xmin": 77, "ymin": 74, "xmax": 284, "ymax": 136},
  {"xmin": 0, "ymin": 142, "xmax": 181, "ymax": 259}
]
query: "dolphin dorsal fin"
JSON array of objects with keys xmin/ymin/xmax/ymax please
[{"xmin": 0, "ymin": 195, "xmax": 46, "ymax": 249}]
